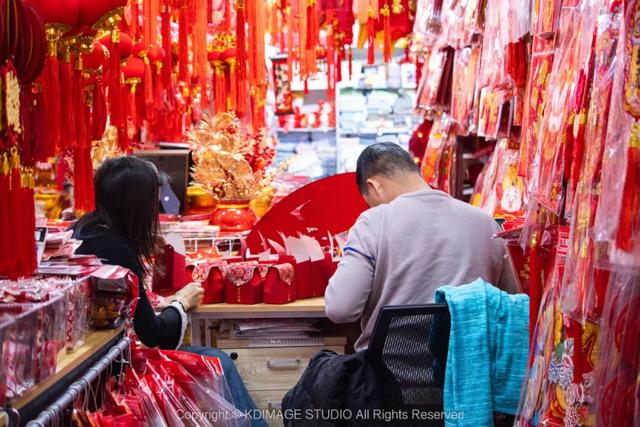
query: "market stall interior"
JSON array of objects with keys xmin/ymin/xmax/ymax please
[{"xmin": 0, "ymin": 0, "xmax": 638, "ymax": 426}]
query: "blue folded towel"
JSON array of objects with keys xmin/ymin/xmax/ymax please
[{"xmin": 435, "ymin": 278, "xmax": 529, "ymax": 427}]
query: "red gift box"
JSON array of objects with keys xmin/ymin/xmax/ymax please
[
  {"xmin": 225, "ymin": 262, "xmax": 263, "ymax": 304},
  {"xmin": 310, "ymin": 258, "xmax": 328, "ymax": 297},
  {"xmin": 278, "ymin": 255, "xmax": 314, "ymax": 300},
  {"xmin": 152, "ymin": 244, "xmax": 188, "ymax": 294},
  {"xmin": 263, "ymin": 263, "xmax": 297, "ymax": 304},
  {"xmin": 191, "ymin": 261, "xmax": 228, "ymax": 304}
]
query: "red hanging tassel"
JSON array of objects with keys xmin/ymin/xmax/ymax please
[
  {"xmin": 0, "ymin": 153, "xmax": 10, "ymax": 275},
  {"xmin": 305, "ymin": 0, "xmax": 317, "ymax": 49},
  {"xmin": 214, "ymin": 62, "xmax": 228, "ymax": 112},
  {"xmin": 337, "ymin": 47, "xmax": 343, "ymax": 82},
  {"xmin": 563, "ymin": 113, "xmax": 575, "ymax": 183},
  {"xmin": 21, "ymin": 174, "xmax": 37, "ymax": 275},
  {"xmin": 142, "ymin": 53, "xmax": 154, "ymax": 107},
  {"xmin": 128, "ymin": 83, "xmax": 139, "ymax": 132},
  {"xmin": 91, "ymin": 76, "xmax": 108, "ymax": 141},
  {"xmin": 74, "ymin": 144, "xmax": 95, "ymax": 215},
  {"xmin": 108, "ymin": 31, "xmax": 128, "ymax": 151},
  {"xmin": 616, "ymin": 137, "xmax": 640, "ymax": 251},
  {"xmin": 60, "ymin": 58, "xmax": 77, "ymax": 150},
  {"xmin": 381, "ymin": 4, "xmax": 392, "ymax": 63},
  {"xmin": 326, "ymin": 17, "xmax": 336, "ymax": 102},
  {"xmin": 8, "ymin": 148, "xmax": 24, "ymax": 279},
  {"xmin": 286, "ymin": 6, "xmax": 293, "ymax": 83},
  {"xmin": 44, "ymin": 55, "xmax": 61, "ymax": 155},
  {"xmin": 161, "ymin": 4, "xmax": 173, "ymax": 89},
  {"xmin": 304, "ymin": 78, "xmax": 309, "ymax": 94},
  {"xmin": 570, "ymin": 110, "xmax": 587, "ymax": 202},
  {"xmin": 367, "ymin": 8, "xmax": 375, "ymax": 65},
  {"xmin": 236, "ymin": 0, "xmax": 248, "ymax": 117},
  {"xmin": 131, "ymin": 0, "xmax": 140, "ymax": 40},
  {"xmin": 228, "ymin": 59, "xmax": 238, "ymax": 112},
  {"xmin": 178, "ymin": 3, "xmax": 189, "ymax": 83}
]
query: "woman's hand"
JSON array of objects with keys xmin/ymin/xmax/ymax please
[{"xmin": 172, "ymin": 282, "xmax": 205, "ymax": 312}]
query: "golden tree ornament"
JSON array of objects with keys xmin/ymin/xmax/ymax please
[{"xmin": 188, "ymin": 113, "xmax": 276, "ymax": 202}]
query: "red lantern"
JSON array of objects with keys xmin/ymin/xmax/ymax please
[
  {"xmin": 24, "ymin": 0, "xmax": 79, "ymax": 30},
  {"xmin": 99, "ymin": 31, "xmax": 132, "ymax": 58},
  {"xmin": 123, "ymin": 56, "xmax": 145, "ymax": 131},
  {"xmin": 15, "ymin": 3, "xmax": 46, "ymax": 85},
  {"xmin": 83, "ymin": 42, "xmax": 109, "ymax": 71}
]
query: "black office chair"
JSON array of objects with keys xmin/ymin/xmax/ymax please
[
  {"xmin": 367, "ymin": 304, "xmax": 516, "ymax": 427},
  {"xmin": 367, "ymin": 304, "xmax": 450, "ymax": 425}
]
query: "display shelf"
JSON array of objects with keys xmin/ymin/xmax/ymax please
[{"xmin": 10, "ymin": 327, "xmax": 124, "ymax": 411}]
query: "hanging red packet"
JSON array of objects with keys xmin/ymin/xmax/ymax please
[
  {"xmin": 531, "ymin": 0, "xmax": 562, "ymax": 36},
  {"xmin": 225, "ymin": 262, "xmax": 263, "ymax": 304},
  {"xmin": 451, "ymin": 45, "xmax": 481, "ymax": 134},
  {"xmin": 531, "ymin": 5, "xmax": 599, "ymax": 213},
  {"xmin": 421, "ymin": 117, "xmax": 450, "ymax": 189},
  {"xmin": 519, "ymin": 37, "xmax": 555, "ymax": 181}
]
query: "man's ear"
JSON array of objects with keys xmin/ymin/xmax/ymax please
[{"xmin": 366, "ymin": 177, "xmax": 382, "ymax": 195}]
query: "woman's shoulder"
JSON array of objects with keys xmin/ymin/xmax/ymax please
[{"xmin": 75, "ymin": 221, "xmax": 142, "ymax": 275}]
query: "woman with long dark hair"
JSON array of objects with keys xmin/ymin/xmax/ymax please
[
  {"xmin": 73, "ymin": 157, "xmax": 266, "ymax": 426},
  {"xmin": 73, "ymin": 156, "xmax": 202, "ymax": 349}
]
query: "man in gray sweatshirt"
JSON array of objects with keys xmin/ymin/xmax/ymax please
[{"xmin": 325, "ymin": 143, "xmax": 521, "ymax": 351}]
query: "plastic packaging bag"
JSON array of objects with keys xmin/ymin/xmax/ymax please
[{"xmin": 593, "ymin": 0, "xmax": 640, "ymax": 270}]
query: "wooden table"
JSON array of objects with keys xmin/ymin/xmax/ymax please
[
  {"xmin": 8, "ymin": 328, "xmax": 123, "ymax": 414},
  {"xmin": 189, "ymin": 298, "xmax": 326, "ymax": 346}
]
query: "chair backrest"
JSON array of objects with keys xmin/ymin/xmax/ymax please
[{"xmin": 367, "ymin": 304, "xmax": 450, "ymax": 412}]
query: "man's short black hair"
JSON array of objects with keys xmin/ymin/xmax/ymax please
[{"xmin": 356, "ymin": 142, "xmax": 420, "ymax": 194}]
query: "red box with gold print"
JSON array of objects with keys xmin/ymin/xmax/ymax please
[
  {"xmin": 224, "ymin": 262, "xmax": 263, "ymax": 304},
  {"xmin": 263, "ymin": 263, "xmax": 297, "ymax": 304},
  {"xmin": 278, "ymin": 255, "xmax": 313, "ymax": 299},
  {"xmin": 191, "ymin": 261, "xmax": 227, "ymax": 304}
]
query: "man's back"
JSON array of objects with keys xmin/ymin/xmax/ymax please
[{"xmin": 325, "ymin": 188, "xmax": 519, "ymax": 351}]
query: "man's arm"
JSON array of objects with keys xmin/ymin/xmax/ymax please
[{"xmin": 325, "ymin": 214, "xmax": 377, "ymax": 323}]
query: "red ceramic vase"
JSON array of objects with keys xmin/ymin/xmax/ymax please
[{"xmin": 210, "ymin": 200, "xmax": 257, "ymax": 232}]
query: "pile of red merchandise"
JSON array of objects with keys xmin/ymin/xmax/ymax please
[
  {"xmin": 155, "ymin": 250, "xmax": 337, "ymax": 305},
  {"xmin": 73, "ymin": 347, "xmax": 250, "ymax": 426}
]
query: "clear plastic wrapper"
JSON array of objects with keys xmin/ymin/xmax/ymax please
[
  {"xmin": 415, "ymin": 48, "xmax": 446, "ymax": 111},
  {"xmin": 531, "ymin": 0, "xmax": 562, "ymax": 36},
  {"xmin": 0, "ymin": 317, "xmax": 12, "ymax": 406},
  {"xmin": 518, "ymin": 38, "xmax": 555, "ymax": 183},
  {"xmin": 559, "ymin": 1, "xmax": 622, "ymax": 323},
  {"xmin": 451, "ymin": 45, "xmax": 481, "ymax": 133},
  {"xmin": 529, "ymin": 3, "xmax": 600, "ymax": 213},
  {"xmin": 590, "ymin": 273, "xmax": 639, "ymax": 427},
  {"xmin": 0, "ymin": 305, "xmax": 38, "ymax": 399},
  {"xmin": 90, "ymin": 266, "xmax": 140, "ymax": 329},
  {"xmin": 420, "ymin": 116, "xmax": 455, "ymax": 192},
  {"xmin": 593, "ymin": 0, "xmax": 640, "ymax": 270}
]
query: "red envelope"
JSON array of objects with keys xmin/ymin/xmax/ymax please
[
  {"xmin": 225, "ymin": 262, "xmax": 263, "ymax": 304},
  {"xmin": 263, "ymin": 263, "xmax": 297, "ymax": 304},
  {"xmin": 152, "ymin": 245, "xmax": 188, "ymax": 293}
]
